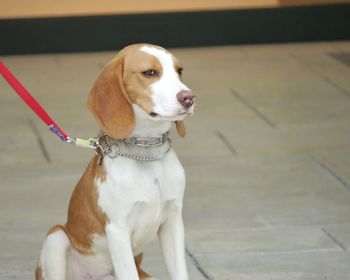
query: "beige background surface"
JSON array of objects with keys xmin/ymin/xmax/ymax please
[{"xmin": 1, "ymin": 0, "xmax": 349, "ymax": 19}]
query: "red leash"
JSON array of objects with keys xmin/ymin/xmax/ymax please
[
  {"xmin": 0, "ymin": 61, "xmax": 98, "ymax": 149},
  {"xmin": 0, "ymin": 61, "xmax": 69, "ymax": 141}
]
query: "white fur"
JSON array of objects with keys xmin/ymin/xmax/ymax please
[
  {"xmin": 140, "ymin": 45, "xmax": 194, "ymax": 120},
  {"xmin": 38, "ymin": 45, "xmax": 191, "ymax": 280},
  {"xmin": 132, "ymin": 105, "xmax": 172, "ymax": 137},
  {"xmin": 94, "ymin": 105, "xmax": 188, "ymax": 280},
  {"xmin": 39, "ymin": 230, "xmax": 70, "ymax": 280}
]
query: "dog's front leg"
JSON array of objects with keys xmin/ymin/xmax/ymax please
[
  {"xmin": 158, "ymin": 208, "xmax": 188, "ymax": 280},
  {"xmin": 106, "ymin": 223, "xmax": 139, "ymax": 280}
]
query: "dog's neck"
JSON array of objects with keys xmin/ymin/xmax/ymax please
[
  {"xmin": 98, "ymin": 105, "xmax": 172, "ymax": 163},
  {"xmin": 131, "ymin": 105, "xmax": 172, "ymax": 138}
]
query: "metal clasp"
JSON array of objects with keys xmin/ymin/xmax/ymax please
[{"xmin": 67, "ymin": 137, "xmax": 99, "ymax": 149}]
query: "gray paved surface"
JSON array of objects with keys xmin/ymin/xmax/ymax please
[{"xmin": 1, "ymin": 42, "xmax": 350, "ymax": 279}]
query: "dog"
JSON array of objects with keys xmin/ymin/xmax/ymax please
[{"xmin": 35, "ymin": 44, "xmax": 195, "ymax": 280}]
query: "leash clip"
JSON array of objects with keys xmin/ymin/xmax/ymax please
[
  {"xmin": 66, "ymin": 136, "xmax": 99, "ymax": 149},
  {"xmin": 65, "ymin": 135, "xmax": 107, "ymax": 164}
]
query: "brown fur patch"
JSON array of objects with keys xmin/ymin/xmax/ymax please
[
  {"xmin": 175, "ymin": 120, "xmax": 186, "ymax": 137},
  {"xmin": 135, "ymin": 253, "xmax": 152, "ymax": 279},
  {"xmin": 47, "ymin": 224, "xmax": 67, "ymax": 236},
  {"xmin": 35, "ymin": 262, "xmax": 43, "ymax": 280},
  {"xmin": 171, "ymin": 54, "xmax": 183, "ymax": 76},
  {"xmin": 65, "ymin": 155, "xmax": 108, "ymax": 255},
  {"xmin": 123, "ymin": 48, "xmax": 160, "ymax": 114},
  {"xmin": 95, "ymin": 157, "xmax": 107, "ymax": 182},
  {"xmin": 88, "ymin": 54, "xmax": 136, "ymax": 140}
]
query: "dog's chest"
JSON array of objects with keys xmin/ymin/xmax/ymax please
[{"xmin": 95, "ymin": 151, "xmax": 185, "ymax": 253}]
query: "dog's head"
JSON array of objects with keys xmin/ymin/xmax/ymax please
[{"xmin": 88, "ymin": 44, "xmax": 195, "ymax": 139}]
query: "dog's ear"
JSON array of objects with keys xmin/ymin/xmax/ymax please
[
  {"xmin": 88, "ymin": 55, "xmax": 135, "ymax": 139},
  {"xmin": 175, "ymin": 121, "xmax": 186, "ymax": 137}
]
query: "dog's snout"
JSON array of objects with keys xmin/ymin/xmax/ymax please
[{"xmin": 177, "ymin": 90, "xmax": 195, "ymax": 108}]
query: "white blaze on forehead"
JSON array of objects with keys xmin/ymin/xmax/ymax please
[
  {"xmin": 139, "ymin": 45, "xmax": 174, "ymax": 74},
  {"xmin": 139, "ymin": 45, "xmax": 190, "ymax": 119},
  {"xmin": 139, "ymin": 45, "xmax": 189, "ymax": 90}
]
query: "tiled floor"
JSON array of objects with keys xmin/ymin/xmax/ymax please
[{"xmin": 1, "ymin": 41, "xmax": 350, "ymax": 279}]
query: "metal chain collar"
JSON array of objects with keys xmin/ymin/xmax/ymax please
[{"xmin": 96, "ymin": 132, "xmax": 172, "ymax": 164}]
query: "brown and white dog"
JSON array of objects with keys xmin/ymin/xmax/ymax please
[{"xmin": 35, "ymin": 44, "xmax": 195, "ymax": 280}]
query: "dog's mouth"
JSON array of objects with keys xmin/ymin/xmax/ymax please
[
  {"xmin": 149, "ymin": 110, "xmax": 191, "ymax": 121},
  {"xmin": 149, "ymin": 112, "xmax": 159, "ymax": 117}
]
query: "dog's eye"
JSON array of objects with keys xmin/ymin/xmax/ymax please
[
  {"xmin": 142, "ymin": 69, "xmax": 158, "ymax": 78},
  {"xmin": 177, "ymin": 68, "xmax": 183, "ymax": 76}
]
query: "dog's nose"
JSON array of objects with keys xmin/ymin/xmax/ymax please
[{"xmin": 177, "ymin": 90, "xmax": 195, "ymax": 108}]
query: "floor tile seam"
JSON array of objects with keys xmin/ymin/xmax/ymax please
[
  {"xmin": 290, "ymin": 53, "xmax": 350, "ymax": 98},
  {"xmin": 214, "ymin": 130, "xmax": 238, "ymax": 156},
  {"xmin": 309, "ymin": 155, "xmax": 350, "ymax": 193},
  {"xmin": 230, "ymin": 89, "xmax": 276, "ymax": 128},
  {"xmin": 186, "ymin": 247, "xmax": 214, "ymax": 280},
  {"xmin": 321, "ymin": 228, "xmax": 347, "ymax": 251}
]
